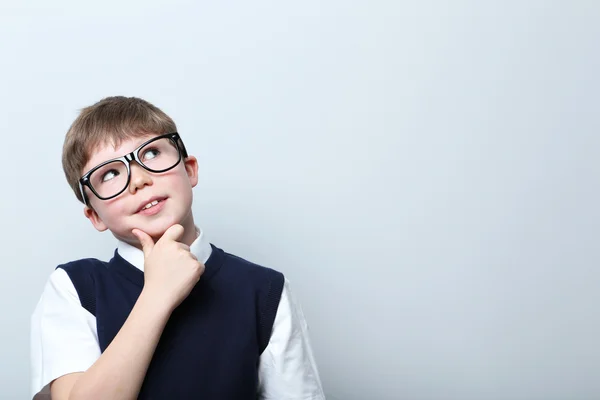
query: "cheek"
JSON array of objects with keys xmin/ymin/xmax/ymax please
[
  {"xmin": 164, "ymin": 169, "xmax": 194, "ymax": 192},
  {"xmin": 96, "ymin": 199, "xmax": 129, "ymax": 223},
  {"xmin": 164, "ymin": 174, "xmax": 194, "ymax": 209}
]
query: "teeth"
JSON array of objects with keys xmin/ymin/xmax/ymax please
[{"xmin": 143, "ymin": 200, "xmax": 160, "ymax": 210}]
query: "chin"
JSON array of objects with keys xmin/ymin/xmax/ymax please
[
  {"xmin": 143, "ymin": 221, "xmax": 177, "ymax": 237},
  {"xmin": 144, "ymin": 214, "xmax": 185, "ymax": 234}
]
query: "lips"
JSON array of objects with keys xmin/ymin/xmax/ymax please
[{"xmin": 135, "ymin": 196, "xmax": 168, "ymax": 214}]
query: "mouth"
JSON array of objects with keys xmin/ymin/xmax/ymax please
[{"xmin": 135, "ymin": 196, "xmax": 168, "ymax": 214}]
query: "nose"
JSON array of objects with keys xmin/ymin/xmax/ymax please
[{"xmin": 128, "ymin": 161, "xmax": 153, "ymax": 194}]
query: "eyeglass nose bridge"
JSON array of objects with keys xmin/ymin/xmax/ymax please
[
  {"xmin": 124, "ymin": 152, "xmax": 153, "ymax": 176},
  {"xmin": 125, "ymin": 152, "xmax": 152, "ymax": 180},
  {"xmin": 124, "ymin": 152, "xmax": 147, "ymax": 173}
]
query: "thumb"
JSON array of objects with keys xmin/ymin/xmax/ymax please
[
  {"xmin": 132, "ymin": 228, "xmax": 154, "ymax": 257},
  {"xmin": 161, "ymin": 224, "xmax": 185, "ymax": 243}
]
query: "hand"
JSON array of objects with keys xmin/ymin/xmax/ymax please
[{"xmin": 132, "ymin": 224, "xmax": 205, "ymax": 311}]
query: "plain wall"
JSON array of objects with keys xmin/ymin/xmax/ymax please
[{"xmin": 1, "ymin": 1, "xmax": 599, "ymax": 399}]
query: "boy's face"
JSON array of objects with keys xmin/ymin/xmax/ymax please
[{"xmin": 81, "ymin": 133, "xmax": 199, "ymax": 245}]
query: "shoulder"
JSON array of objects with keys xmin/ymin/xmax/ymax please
[
  {"xmin": 53, "ymin": 257, "xmax": 110, "ymax": 317},
  {"xmin": 34, "ymin": 268, "xmax": 79, "ymax": 306},
  {"xmin": 222, "ymin": 249, "xmax": 284, "ymax": 278},
  {"xmin": 56, "ymin": 257, "xmax": 111, "ymax": 289},
  {"xmin": 30, "ymin": 263, "xmax": 94, "ymax": 324},
  {"xmin": 221, "ymin": 249, "xmax": 285, "ymax": 289},
  {"xmin": 57, "ymin": 257, "xmax": 109, "ymax": 273},
  {"xmin": 214, "ymin": 246, "xmax": 285, "ymax": 295},
  {"xmin": 31, "ymin": 259, "xmax": 104, "ymax": 314}
]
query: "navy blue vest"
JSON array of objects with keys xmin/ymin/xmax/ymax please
[{"xmin": 59, "ymin": 244, "xmax": 285, "ymax": 399}]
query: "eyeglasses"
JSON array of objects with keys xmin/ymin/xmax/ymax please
[{"xmin": 79, "ymin": 132, "xmax": 188, "ymax": 206}]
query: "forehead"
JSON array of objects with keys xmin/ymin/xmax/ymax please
[{"xmin": 82, "ymin": 133, "xmax": 158, "ymax": 176}]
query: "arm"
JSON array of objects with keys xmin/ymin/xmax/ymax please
[
  {"xmin": 258, "ymin": 279, "xmax": 326, "ymax": 399},
  {"xmin": 51, "ymin": 290, "xmax": 172, "ymax": 400}
]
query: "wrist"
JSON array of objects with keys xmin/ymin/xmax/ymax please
[{"xmin": 138, "ymin": 288, "xmax": 175, "ymax": 317}]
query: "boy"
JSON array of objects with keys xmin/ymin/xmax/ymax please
[{"xmin": 30, "ymin": 96, "xmax": 325, "ymax": 400}]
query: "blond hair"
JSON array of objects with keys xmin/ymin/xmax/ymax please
[{"xmin": 62, "ymin": 96, "xmax": 177, "ymax": 203}]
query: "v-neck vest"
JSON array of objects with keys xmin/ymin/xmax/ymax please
[{"xmin": 59, "ymin": 244, "xmax": 285, "ymax": 399}]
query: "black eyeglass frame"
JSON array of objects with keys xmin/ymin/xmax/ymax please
[{"xmin": 78, "ymin": 132, "xmax": 188, "ymax": 206}]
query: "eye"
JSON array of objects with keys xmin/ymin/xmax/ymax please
[
  {"xmin": 101, "ymin": 169, "xmax": 120, "ymax": 183},
  {"xmin": 142, "ymin": 147, "xmax": 160, "ymax": 161}
]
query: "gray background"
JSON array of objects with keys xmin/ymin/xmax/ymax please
[{"xmin": 1, "ymin": 1, "xmax": 599, "ymax": 399}]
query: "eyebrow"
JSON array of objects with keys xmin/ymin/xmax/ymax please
[
  {"xmin": 95, "ymin": 136, "xmax": 154, "ymax": 160},
  {"xmin": 84, "ymin": 142, "xmax": 136, "ymax": 175}
]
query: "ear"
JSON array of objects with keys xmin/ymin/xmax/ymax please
[
  {"xmin": 84, "ymin": 205, "xmax": 108, "ymax": 232},
  {"xmin": 183, "ymin": 155, "xmax": 199, "ymax": 188}
]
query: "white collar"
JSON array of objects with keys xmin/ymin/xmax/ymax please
[{"xmin": 116, "ymin": 227, "xmax": 213, "ymax": 272}]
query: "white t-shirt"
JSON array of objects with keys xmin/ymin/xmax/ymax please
[{"xmin": 30, "ymin": 228, "xmax": 325, "ymax": 399}]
